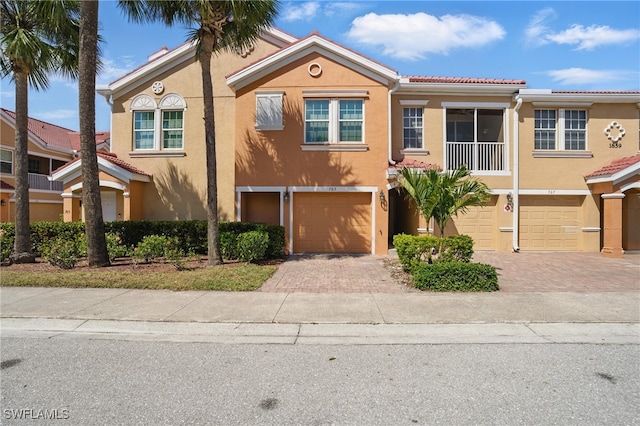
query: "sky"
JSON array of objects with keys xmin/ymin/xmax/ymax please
[{"xmin": 1, "ymin": 1, "xmax": 639, "ymax": 132}]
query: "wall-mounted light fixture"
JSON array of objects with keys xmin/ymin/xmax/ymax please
[
  {"xmin": 0, "ymin": 199, "xmax": 5, "ymax": 207},
  {"xmin": 283, "ymin": 190, "xmax": 290, "ymax": 202},
  {"xmin": 379, "ymin": 190, "xmax": 386, "ymax": 203}
]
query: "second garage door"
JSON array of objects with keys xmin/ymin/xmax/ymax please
[
  {"xmin": 293, "ymin": 192, "xmax": 372, "ymax": 254},
  {"xmin": 519, "ymin": 195, "xmax": 582, "ymax": 250},
  {"xmin": 449, "ymin": 196, "xmax": 497, "ymax": 250}
]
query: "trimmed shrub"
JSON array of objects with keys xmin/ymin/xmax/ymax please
[
  {"xmin": 132, "ymin": 235, "xmax": 170, "ymax": 263},
  {"xmin": 236, "ymin": 231, "xmax": 269, "ymax": 263},
  {"xmin": 0, "ymin": 227, "xmax": 14, "ymax": 264},
  {"xmin": 105, "ymin": 232, "xmax": 129, "ymax": 261},
  {"xmin": 412, "ymin": 262, "xmax": 498, "ymax": 292},
  {"xmin": 393, "ymin": 233, "xmax": 475, "ymax": 270},
  {"xmin": 220, "ymin": 231, "xmax": 238, "ymax": 260},
  {"xmin": 41, "ymin": 234, "xmax": 87, "ymax": 269}
]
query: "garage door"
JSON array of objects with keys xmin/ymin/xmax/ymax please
[
  {"xmin": 293, "ymin": 192, "xmax": 372, "ymax": 253},
  {"xmin": 520, "ymin": 196, "xmax": 582, "ymax": 250},
  {"xmin": 449, "ymin": 196, "xmax": 497, "ymax": 250}
]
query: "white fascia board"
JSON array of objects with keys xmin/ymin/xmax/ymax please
[
  {"xmin": 585, "ymin": 162, "xmax": 640, "ymax": 185},
  {"xmin": 261, "ymin": 28, "xmax": 298, "ymax": 46},
  {"xmin": 108, "ymin": 42, "xmax": 196, "ymax": 99},
  {"xmin": 50, "ymin": 161, "xmax": 82, "ymax": 182},
  {"xmin": 516, "ymin": 92, "xmax": 640, "ymax": 104},
  {"xmin": 50, "ymin": 157, "xmax": 147, "ymax": 184},
  {"xmin": 396, "ymin": 82, "xmax": 523, "ymax": 96},
  {"xmin": 227, "ymin": 36, "xmax": 398, "ymax": 90}
]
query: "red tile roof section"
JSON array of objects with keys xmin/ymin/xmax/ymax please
[
  {"xmin": 1, "ymin": 180, "xmax": 15, "ymax": 190},
  {"xmin": 390, "ymin": 158, "xmax": 442, "ymax": 171},
  {"xmin": 97, "ymin": 152, "xmax": 151, "ymax": 177},
  {"xmin": 2, "ymin": 108, "xmax": 109, "ymax": 151},
  {"xmin": 585, "ymin": 154, "xmax": 640, "ymax": 178},
  {"xmin": 406, "ymin": 76, "xmax": 526, "ymax": 85}
]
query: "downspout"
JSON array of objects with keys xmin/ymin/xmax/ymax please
[
  {"xmin": 96, "ymin": 86, "xmax": 114, "ymax": 153},
  {"xmin": 512, "ymin": 97, "xmax": 523, "ymax": 252},
  {"xmin": 388, "ymin": 80, "xmax": 401, "ymax": 165}
]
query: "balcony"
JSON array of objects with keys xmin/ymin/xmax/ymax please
[
  {"xmin": 445, "ymin": 141, "xmax": 505, "ymax": 172},
  {"xmin": 28, "ymin": 173, "xmax": 63, "ymax": 191}
]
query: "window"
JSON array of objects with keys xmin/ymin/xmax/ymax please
[
  {"xmin": 134, "ymin": 111, "xmax": 155, "ymax": 150},
  {"xmin": 0, "ymin": 149, "xmax": 12, "ymax": 174},
  {"xmin": 445, "ymin": 107, "xmax": 506, "ymax": 172},
  {"xmin": 534, "ymin": 109, "xmax": 587, "ymax": 151},
  {"xmin": 162, "ymin": 111, "xmax": 183, "ymax": 149},
  {"xmin": 256, "ymin": 92, "xmax": 283, "ymax": 130},
  {"xmin": 304, "ymin": 99, "xmax": 363, "ymax": 144},
  {"xmin": 403, "ymin": 108, "xmax": 423, "ymax": 149},
  {"xmin": 130, "ymin": 93, "xmax": 186, "ymax": 153},
  {"xmin": 28, "ymin": 158, "xmax": 41, "ymax": 174}
]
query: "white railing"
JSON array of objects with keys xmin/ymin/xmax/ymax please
[
  {"xmin": 446, "ymin": 141, "xmax": 505, "ymax": 171},
  {"xmin": 28, "ymin": 173, "xmax": 63, "ymax": 191}
]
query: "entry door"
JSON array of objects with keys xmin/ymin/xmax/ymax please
[{"xmin": 101, "ymin": 191, "xmax": 117, "ymax": 222}]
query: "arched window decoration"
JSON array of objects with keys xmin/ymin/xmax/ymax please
[{"xmin": 131, "ymin": 93, "xmax": 185, "ymax": 152}]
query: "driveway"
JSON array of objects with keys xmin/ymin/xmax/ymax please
[{"xmin": 260, "ymin": 252, "xmax": 640, "ymax": 293}]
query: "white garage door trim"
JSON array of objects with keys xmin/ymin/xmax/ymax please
[{"xmin": 289, "ymin": 186, "xmax": 377, "ymax": 255}]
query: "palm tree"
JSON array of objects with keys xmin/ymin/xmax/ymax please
[
  {"xmin": 119, "ymin": 0, "xmax": 279, "ymax": 266},
  {"xmin": 79, "ymin": 0, "xmax": 109, "ymax": 267},
  {"xmin": 398, "ymin": 165, "xmax": 491, "ymax": 237},
  {"xmin": 0, "ymin": 0, "xmax": 80, "ymax": 263}
]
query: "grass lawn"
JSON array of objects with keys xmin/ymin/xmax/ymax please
[{"xmin": 0, "ymin": 258, "xmax": 279, "ymax": 291}]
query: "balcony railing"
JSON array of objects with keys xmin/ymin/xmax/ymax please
[
  {"xmin": 28, "ymin": 173, "xmax": 63, "ymax": 191},
  {"xmin": 446, "ymin": 141, "xmax": 505, "ymax": 172}
]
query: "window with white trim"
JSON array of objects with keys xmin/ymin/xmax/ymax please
[
  {"xmin": 304, "ymin": 99, "xmax": 363, "ymax": 144},
  {"xmin": 534, "ymin": 108, "xmax": 587, "ymax": 151},
  {"xmin": 403, "ymin": 107, "xmax": 423, "ymax": 149},
  {"xmin": 0, "ymin": 149, "xmax": 12, "ymax": 174},
  {"xmin": 131, "ymin": 93, "xmax": 186, "ymax": 151},
  {"xmin": 256, "ymin": 92, "xmax": 283, "ymax": 130},
  {"xmin": 445, "ymin": 107, "xmax": 505, "ymax": 172}
]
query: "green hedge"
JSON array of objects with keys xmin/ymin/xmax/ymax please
[
  {"xmin": 393, "ymin": 233, "xmax": 474, "ymax": 271},
  {"xmin": 0, "ymin": 220, "xmax": 285, "ymax": 260},
  {"xmin": 412, "ymin": 262, "xmax": 498, "ymax": 292}
]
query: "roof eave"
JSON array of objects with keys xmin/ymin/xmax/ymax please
[{"xmin": 397, "ymin": 82, "xmax": 525, "ymax": 96}]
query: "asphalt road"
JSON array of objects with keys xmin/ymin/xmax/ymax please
[{"xmin": 1, "ymin": 337, "xmax": 638, "ymax": 425}]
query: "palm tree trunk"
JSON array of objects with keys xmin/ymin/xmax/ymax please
[
  {"xmin": 200, "ymin": 32, "xmax": 222, "ymax": 266},
  {"xmin": 79, "ymin": 0, "xmax": 109, "ymax": 267},
  {"xmin": 12, "ymin": 70, "xmax": 35, "ymax": 263}
]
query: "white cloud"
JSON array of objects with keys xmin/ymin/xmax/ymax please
[
  {"xmin": 36, "ymin": 109, "xmax": 77, "ymax": 121},
  {"xmin": 280, "ymin": 2, "xmax": 320, "ymax": 22},
  {"xmin": 525, "ymin": 8, "xmax": 557, "ymax": 47},
  {"xmin": 347, "ymin": 13, "xmax": 505, "ymax": 61},
  {"xmin": 547, "ymin": 25, "xmax": 640, "ymax": 50},
  {"xmin": 543, "ymin": 67, "xmax": 639, "ymax": 85},
  {"xmin": 526, "ymin": 8, "xmax": 640, "ymax": 50},
  {"xmin": 324, "ymin": 2, "xmax": 366, "ymax": 17},
  {"xmin": 97, "ymin": 56, "xmax": 137, "ymax": 84}
]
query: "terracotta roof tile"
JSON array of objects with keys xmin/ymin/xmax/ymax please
[
  {"xmin": 585, "ymin": 154, "xmax": 640, "ymax": 179},
  {"xmin": 1, "ymin": 108, "xmax": 109, "ymax": 151},
  {"xmin": 97, "ymin": 152, "xmax": 150, "ymax": 177},
  {"xmin": 390, "ymin": 159, "xmax": 442, "ymax": 171},
  {"xmin": 406, "ymin": 76, "xmax": 526, "ymax": 85}
]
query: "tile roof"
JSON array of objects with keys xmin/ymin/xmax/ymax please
[
  {"xmin": 584, "ymin": 154, "xmax": 640, "ymax": 179},
  {"xmin": 1, "ymin": 180, "xmax": 15, "ymax": 190},
  {"xmin": 97, "ymin": 152, "xmax": 150, "ymax": 177},
  {"xmin": 1, "ymin": 108, "xmax": 109, "ymax": 152},
  {"xmin": 406, "ymin": 76, "xmax": 526, "ymax": 85},
  {"xmin": 390, "ymin": 158, "xmax": 442, "ymax": 171}
]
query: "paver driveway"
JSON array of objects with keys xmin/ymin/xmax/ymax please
[{"xmin": 260, "ymin": 252, "xmax": 640, "ymax": 293}]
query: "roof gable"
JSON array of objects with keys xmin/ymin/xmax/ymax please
[
  {"xmin": 51, "ymin": 152, "xmax": 151, "ymax": 184},
  {"xmin": 227, "ymin": 32, "xmax": 399, "ymax": 90},
  {"xmin": 585, "ymin": 154, "xmax": 640, "ymax": 186}
]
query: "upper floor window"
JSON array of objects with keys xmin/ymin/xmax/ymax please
[
  {"xmin": 535, "ymin": 109, "xmax": 587, "ymax": 151},
  {"xmin": 256, "ymin": 92, "xmax": 284, "ymax": 130},
  {"xmin": 304, "ymin": 99, "xmax": 363, "ymax": 144},
  {"xmin": 0, "ymin": 149, "xmax": 13, "ymax": 174},
  {"xmin": 444, "ymin": 105, "xmax": 506, "ymax": 173},
  {"xmin": 403, "ymin": 108, "xmax": 423, "ymax": 149},
  {"xmin": 130, "ymin": 93, "xmax": 186, "ymax": 152}
]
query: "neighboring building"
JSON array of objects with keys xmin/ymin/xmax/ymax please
[
  {"xmin": 56, "ymin": 29, "xmax": 640, "ymax": 257},
  {"xmin": 0, "ymin": 108, "xmax": 109, "ymax": 222}
]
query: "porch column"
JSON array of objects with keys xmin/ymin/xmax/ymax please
[
  {"xmin": 601, "ymin": 193, "xmax": 625, "ymax": 258},
  {"xmin": 123, "ymin": 192, "xmax": 131, "ymax": 221},
  {"xmin": 61, "ymin": 193, "xmax": 74, "ymax": 222}
]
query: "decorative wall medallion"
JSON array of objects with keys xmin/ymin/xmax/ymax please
[
  {"xmin": 604, "ymin": 121, "xmax": 625, "ymax": 148},
  {"xmin": 235, "ymin": 43, "xmax": 255, "ymax": 58},
  {"xmin": 308, "ymin": 62, "xmax": 322, "ymax": 77},
  {"xmin": 151, "ymin": 81, "xmax": 164, "ymax": 95}
]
